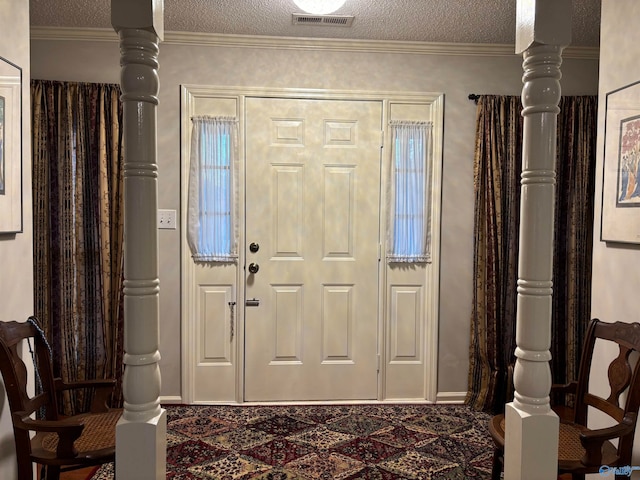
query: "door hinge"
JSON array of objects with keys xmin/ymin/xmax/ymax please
[
  {"xmin": 377, "ymin": 354, "xmax": 381, "ymax": 373},
  {"xmin": 380, "ymin": 130, "xmax": 384, "ymax": 149}
]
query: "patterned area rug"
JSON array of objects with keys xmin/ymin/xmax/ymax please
[{"xmin": 90, "ymin": 404, "xmax": 493, "ymax": 479}]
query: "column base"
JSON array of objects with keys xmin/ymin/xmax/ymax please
[
  {"xmin": 504, "ymin": 402, "xmax": 558, "ymax": 480},
  {"xmin": 116, "ymin": 408, "xmax": 167, "ymax": 480}
]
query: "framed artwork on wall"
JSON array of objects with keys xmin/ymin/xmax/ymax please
[
  {"xmin": 601, "ymin": 80, "xmax": 640, "ymax": 244},
  {"xmin": 0, "ymin": 56, "xmax": 22, "ymax": 233}
]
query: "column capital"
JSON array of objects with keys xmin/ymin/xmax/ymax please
[
  {"xmin": 516, "ymin": 0, "xmax": 571, "ymax": 54},
  {"xmin": 112, "ymin": 0, "xmax": 164, "ymax": 40}
]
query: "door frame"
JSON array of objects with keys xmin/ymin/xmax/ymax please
[{"xmin": 180, "ymin": 85, "xmax": 444, "ymax": 404}]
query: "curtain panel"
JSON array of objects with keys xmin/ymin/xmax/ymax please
[
  {"xmin": 31, "ymin": 80, "xmax": 125, "ymax": 415},
  {"xmin": 387, "ymin": 121, "xmax": 433, "ymax": 263},
  {"xmin": 466, "ymin": 96, "xmax": 523, "ymax": 413},
  {"xmin": 466, "ymin": 95, "xmax": 597, "ymax": 413},
  {"xmin": 187, "ymin": 116, "xmax": 239, "ymax": 262},
  {"xmin": 551, "ymin": 96, "xmax": 598, "ymax": 402}
]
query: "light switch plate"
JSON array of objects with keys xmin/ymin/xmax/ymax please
[{"xmin": 158, "ymin": 209, "xmax": 177, "ymax": 230}]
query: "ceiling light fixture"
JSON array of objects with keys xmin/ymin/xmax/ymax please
[{"xmin": 293, "ymin": 0, "xmax": 347, "ymax": 15}]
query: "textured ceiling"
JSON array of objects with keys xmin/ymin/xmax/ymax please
[{"xmin": 29, "ymin": 0, "xmax": 601, "ymax": 47}]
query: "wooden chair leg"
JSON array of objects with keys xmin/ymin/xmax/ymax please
[
  {"xmin": 16, "ymin": 456, "xmax": 34, "ymax": 480},
  {"xmin": 44, "ymin": 465, "xmax": 60, "ymax": 480},
  {"xmin": 491, "ymin": 447, "xmax": 503, "ymax": 480}
]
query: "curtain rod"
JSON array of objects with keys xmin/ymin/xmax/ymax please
[{"xmin": 468, "ymin": 94, "xmax": 480, "ymax": 104}]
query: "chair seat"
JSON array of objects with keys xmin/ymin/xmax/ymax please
[
  {"xmin": 31, "ymin": 409, "xmax": 122, "ymax": 464},
  {"xmin": 490, "ymin": 413, "xmax": 619, "ymax": 473}
]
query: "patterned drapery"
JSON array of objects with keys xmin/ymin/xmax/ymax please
[
  {"xmin": 466, "ymin": 95, "xmax": 597, "ymax": 413},
  {"xmin": 31, "ymin": 80, "xmax": 124, "ymax": 415}
]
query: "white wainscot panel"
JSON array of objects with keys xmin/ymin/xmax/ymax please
[
  {"xmin": 384, "ymin": 283, "xmax": 427, "ymax": 400},
  {"xmin": 273, "ymin": 164, "xmax": 304, "ymax": 258},
  {"xmin": 271, "ymin": 285, "xmax": 303, "ymax": 364},
  {"xmin": 271, "ymin": 118, "xmax": 304, "ymax": 146},
  {"xmin": 199, "ymin": 285, "xmax": 233, "ymax": 365},
  {"xmin": 390, "ymin": 285, "xmax": 423, "ymax": 363},
  {"xmin": 322, "ymin": 284, "xmax": 354, "ymax": 362},
  {"xmin": 323, "ymin": 166, "xmax": 355, "ymax": 258},
  {"xmin": 324, "ymin": 120, "xmax": 357, "ymax": 147}
]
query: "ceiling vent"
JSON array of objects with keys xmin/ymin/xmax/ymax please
[{"xmin": 292, "ymin": 13, "xmax": 354, "ymax": 27}]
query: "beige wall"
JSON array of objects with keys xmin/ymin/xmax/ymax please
[
  {"xmin": 0, "ymin": 1, "xmax": 32, "ymax": 479},
  {"xmin": 30, "ymin": 34, "xmax": 599, "ymax": 400},
  {"xmin": 591, "ymin": 0, "xmax": 640, "ymax": 474}
]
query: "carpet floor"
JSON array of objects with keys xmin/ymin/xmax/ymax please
[{"xmin": 90, "ymin": 403, "xmax": 493, "ymax": 479}]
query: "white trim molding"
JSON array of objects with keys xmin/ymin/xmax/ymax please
[
  {"xmin": 436, "ymin": 391, "xmax": 468, "ymax": 404},
  {"xmin": 30, "ymin": 27, "xmax": 599, "ymax": 60},
  {"xmin": 159, "ymin": 396, "xmax": 184, "ymax": 405}
]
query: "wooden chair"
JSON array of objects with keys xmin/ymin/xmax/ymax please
[
  {"xmin": 0, "ymin": 318, "xmax": 121, "ymax": 480},
  {"xmin": 489, "ymin": 318, "xmax": 640, "ymax": 480}
]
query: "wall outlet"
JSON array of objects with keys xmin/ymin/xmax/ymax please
[{"xmin": 158, "ymin": 209, "xmax": 177, "ymax": 230}]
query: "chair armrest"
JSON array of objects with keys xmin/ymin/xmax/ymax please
[
  {"xmin": 54, "ymin": 378, "xmax": 116, "ymax": 413},
  {"xmin": 54, "ymin": 378, "xmax": 116, "ymax": 390},
  {"xmin": 550, "ymin": 382, "xmax": 578, "ymax": 422},
  {"xmin": 580, "ymin": 419, "xmax": 635, "ymax": 466},
  {"xmin": 12, "ymin": 412, "xmax": 84, "ymax": 458},
  {"xmin": 550, "ymin": 381, "xmax": 578, "ymax": 396}
]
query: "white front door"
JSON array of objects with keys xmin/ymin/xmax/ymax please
[{"xmin": 244, "ymin": 97, "xmax": 383, "ymax": 401}]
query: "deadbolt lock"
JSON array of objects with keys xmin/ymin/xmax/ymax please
[{"xmin": 248, "ymin": 263, "xmax": 260, "ymax": 274}]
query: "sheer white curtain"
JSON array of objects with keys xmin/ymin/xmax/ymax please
[
  {"xmin": 387, "ymin": 121, "xmax": 433, "ymax": 263},
  {"xmin": 187, "ymin": 116, "xmax": 238, "ymax": 262}
]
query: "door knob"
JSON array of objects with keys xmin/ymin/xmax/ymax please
[{"xmin": 248, "ymin": 263, "xmax": 260, "ymax": 274}]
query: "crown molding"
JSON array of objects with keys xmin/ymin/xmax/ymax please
[{"xmin": 30, "ymin": 26, "xmax": 599, "ymax": 60}]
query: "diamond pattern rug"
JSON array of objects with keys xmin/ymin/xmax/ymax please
[{"xmin": 89, "ymin": 404, "xmax": 493, "ymax": 479}]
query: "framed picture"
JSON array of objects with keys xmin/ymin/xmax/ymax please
[
  {"xmin": 601, "ymin": 80, "xmax": 640, "ymax": 243},
  {"xmin": 0, "ymin": 56, "xmax": 21, "ymax": 233}
]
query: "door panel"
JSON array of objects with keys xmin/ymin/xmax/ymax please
[
  {"xmin": 244, "ymin": 97, "xmax": 383, "ymax": 401},
  {"xmin": 189, "ymin": 97, "xmax": 239, "ymax": 403}
]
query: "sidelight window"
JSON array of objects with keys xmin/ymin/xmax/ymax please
[
  {"xmin": 387, "ymin": 121, "xmax": 432, "ymax": 263},
  {"xmin": 187, "ymin": 116, "xmax": 238, "ymax": 262}
]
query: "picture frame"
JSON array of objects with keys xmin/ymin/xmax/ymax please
[
  {"xmin": 0, "ymin": 56, "xmax": 22, "ymax": 233},
  {"xmin": 601, "ymin": 80, "xmax": 640, "ymax": 244}
]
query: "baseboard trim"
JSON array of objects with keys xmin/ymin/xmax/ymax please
[
  {"xmin": 168, "ymin": 396, "xmax": 467, "ymax": 405},
  {"xmin": 436, "ymin": 391, "xmax": 467, "ymax": 404},
  {"xmin": 160, "ymin": 395, "xmax": 184, "ymax": 405}
]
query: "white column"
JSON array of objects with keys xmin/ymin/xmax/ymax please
[
  {"xmin": 504, "ymin": 1, "xmax": 570, "ymax": 479},
  {"xmin": 111, "ymin": 1, "xmax": 166, "ymax": 479}
]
